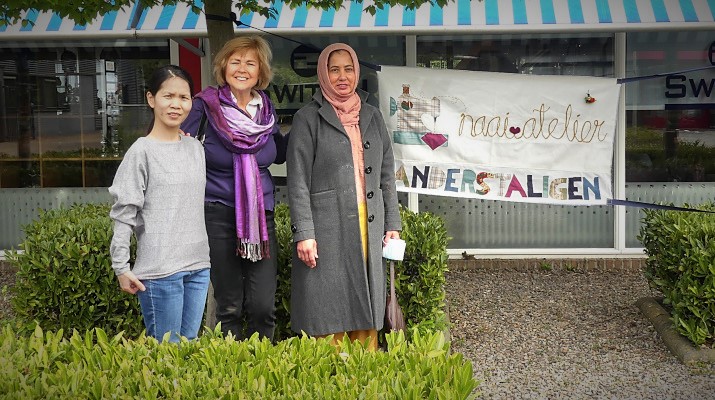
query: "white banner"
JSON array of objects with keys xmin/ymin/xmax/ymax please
[{"xmin": 377, "ymin": 66, "xmax": 621, "ymax": 205}]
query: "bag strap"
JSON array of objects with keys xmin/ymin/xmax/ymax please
[
  {"xmin": 196, "ymin": 110, "xmax": 207, "ymax": 145},
  {"xmin": 390, "ymin": 260, "xmax": 397, "ymax": 299}
]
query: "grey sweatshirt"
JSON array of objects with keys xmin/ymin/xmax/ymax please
[{"xmin": 109, "ymin": 136, "xmax": 210, "ymax": 280}]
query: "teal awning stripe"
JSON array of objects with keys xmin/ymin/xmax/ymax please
[
  {"xmin": 595, "ymin": 0, "xmax": 613, "ymax": 23},
  {"xmin": 623, "ymin": 0, "xmax": 641, "ymax": 22},
  {"xmin": 708, "ymin": 0, "xmax": 715, "ymax": 20},
  {"xmin": 238, "ymin": 12, "xmax": 254, "ymax": 28},
  {"xmin": 403, "ymin": 7, "xmax": 416, "ymax": 26},
  {"xmin": 348, "ymin": 1, "xmax": 362, "ymax": 27},
  {"xmin": 567, "ymin": 0, "xmax": 584, "ymax": 23},
  {"xmin": 540, "ymin": 0, "xmax": 556, "ymax": 24},
  {"xmin": 182, "ymin": 0, "xmax": 202, "ymax": 29},
  {"xmin": 156, "ymin": 5, "xmax": 175, "ymax": 29},
  {"xmin": 485, "ymin": 0, "xmax": 499, "ymax": 25},
  {"xmin": 48, "ymin": 12, "xmax": 64, "ymax": 31},
  {"xmin": 264, "ymin": 2, "xmax": 283, "ymax": 28},
  {"xmin": 513, "ymin": 0, "xmax": 528, "ymax": 24},
  {"xmin": 650, "ymin": 0, "xmax": 669, "ymax": 22},
  {"xmin": 457, "ymin": 0, "xmax": 471, "ymax": 25},
  {"xmin": 319, "ymin": 8, "xmax": 335, "ymax": 27},
  {"xmin": 679, "ymin": 0, "xmax": 698, "ymax": 22},
  {"xmin": 375, "ymin": 6, "xmax": 389, "ymax": 26},
  {"xmin": 292, "ymin": 5, "xmax": 308, "ymax": 27},
  {"xmin": 100, "ymin": 11, "xmax": 117, "ymax": 30},
  {"xmin": 430, "ymin": 2, "xmax": 444, "ymax": 26}
]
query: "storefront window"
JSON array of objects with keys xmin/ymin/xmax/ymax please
[
  {"xmin": 417, "ymin": 33, "xmax": 613, "ymax": 76},
  {"xmin": 625, "ymin": 31, "xmax": 715, "ymax": 183},
  {"xmin": 623, "ymin": 31, "xmax": 715, "ymax": 247},
  {"xmin": 0, "ymin": 41, "xmax": 169, "ymax": 188}
]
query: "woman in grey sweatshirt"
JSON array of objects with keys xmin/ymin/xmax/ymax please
[{"xmin": 109, "ymin": 65, "xmax": 210, "ymax": 342}]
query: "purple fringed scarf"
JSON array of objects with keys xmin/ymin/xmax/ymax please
[{"xmin": 195, "ymin": 85, "xmax": 275, "ymax": 261}]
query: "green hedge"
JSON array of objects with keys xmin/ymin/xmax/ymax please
[
  {"xmin": 273, "ymin": 203, "xmax": 294, "ymax": 341},
  {"xmin": 638, "ymin": 202, "xmax": 715, "ymax": 346},
  {"xmin": 0, "ymin": 326, "xmax": 478, "ymax": 399},
  {"xmin": 8, "ymin": 202, "xmax": 449, "ymax": 343},
  {"xmin": 6, "ymin": 204, "xmax": 143, "ymax": 338},
  {"xmin": 396, "ymin": 206, "xmax": 450, "ymax": 334}
]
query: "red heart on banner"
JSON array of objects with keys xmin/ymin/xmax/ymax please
[{"xmin": 421, "ymin": 133, "xmax": 448, "ymax": 150}]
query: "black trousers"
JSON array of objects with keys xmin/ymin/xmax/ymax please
[{"xmin": 204, "ymin": 202, "xmax": 277, "ymax": 340}]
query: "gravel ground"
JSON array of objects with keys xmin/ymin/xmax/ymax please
[
  {"xmin": 0, "ymin": 262, "xmax": 15, "ymax": 321},
  {"xmin": 446, "ymin": 264, "xmax": 715, "ymax": 399}
]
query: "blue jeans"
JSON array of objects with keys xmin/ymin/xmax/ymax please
[{"xmin": 137, "ymin": 268, "xmax": 210, "ymax": 342}]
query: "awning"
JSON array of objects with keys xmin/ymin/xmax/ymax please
[
  {"xmin": 1, "ymin": 0, "xmax": 714, "ymax": 41},
  {"xmin": 0, "ymin": 1, "xmax": 206, "ymax": 41}
]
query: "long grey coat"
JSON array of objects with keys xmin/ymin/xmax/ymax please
[{"xmin": 286, "ymin": 90, "xmax": 402, "ymax": 336}]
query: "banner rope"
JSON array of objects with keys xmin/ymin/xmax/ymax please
[{"xmin": 607, "ymin": 199, "xmax": 715, "ymax": 213}]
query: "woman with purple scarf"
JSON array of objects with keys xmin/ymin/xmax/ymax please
[{"xmin": 181, "ymin": 35, "xmax": 286, "ymax": 340}]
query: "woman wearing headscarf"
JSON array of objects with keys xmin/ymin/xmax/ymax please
[
  {"xmin": 286, "ymin": 43, "xmax": 401, "ymax": 351},
  {"xmin": 181, "ymin": 35, "xmax": 286, "ymax": 340}
]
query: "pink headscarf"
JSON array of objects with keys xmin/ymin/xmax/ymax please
[
  {"xmin": 317, "ymin": 43, "xmax": 367, "ymax": 205},
  {"xmin": 317, "ymin": 43, "xmax": 361, "ymax": 126}
]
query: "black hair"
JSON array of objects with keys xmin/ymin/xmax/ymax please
[
  {"xmin": 148, "ymin": 64, "xmax": 195, "ymax": 97},
  {"xmin": 146, "ymin": 64, "xmax": 195, "ymax": 133}
]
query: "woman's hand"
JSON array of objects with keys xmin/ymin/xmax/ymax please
[
  {"xmin": 297, "ymin": 239, "xmax": 318, "ymax": 268},
  {"xmin": 117, "ymin": 271, "xmax": 146, "ymax": 294},
  {"xmin": 383, "ymin": 230, "xmax": 400, "ymax": 246}
]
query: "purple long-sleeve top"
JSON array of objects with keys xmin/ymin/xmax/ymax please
[{"xmin": 181, "ymin": 95, "xmax": 287, "ymax": 211}]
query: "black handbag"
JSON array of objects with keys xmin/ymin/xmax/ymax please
[{"xmin": 385, "ymin": 260, "xmax": 406, "ymax": 332}]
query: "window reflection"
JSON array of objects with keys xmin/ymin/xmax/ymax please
[
  {"xmin": 417, "ymin": 33, "xmax": 613, "ymax": 76},
  {"xmin": 0, "ymin": 43, "xmax": 168, "ymax": 187},
  {"xmin": 626, "ymin": 31, "xmax": 715, "ymax": 182}
]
